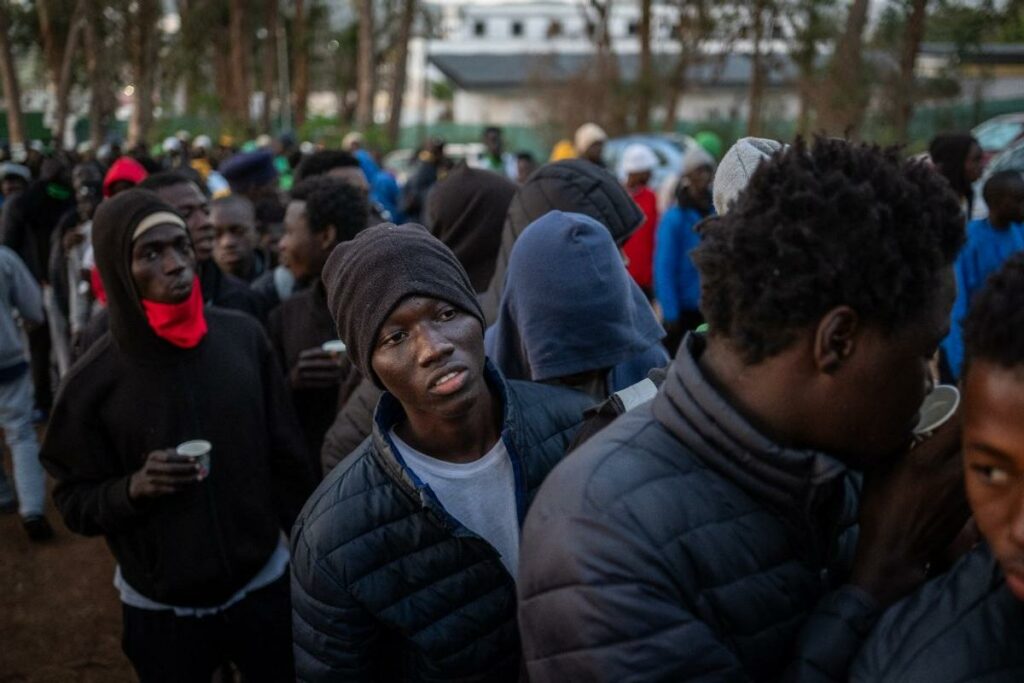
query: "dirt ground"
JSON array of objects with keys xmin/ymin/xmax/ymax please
[{"xmin": 0, "ymin": 453, "xmax": 134, "ymax": 683}]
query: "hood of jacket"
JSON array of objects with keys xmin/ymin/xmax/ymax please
[
  {"xmin": 480, "ymin": 159, "xmax": 645, "ymax": 323},
  {"xmin": 486, "ymin": 210, "xmax": 666, "ymax": 389},
  {"xmin": 426, "ymin": 165, "xmax": 518, "ymax": 293},
  {"xmin": 652, "ymin": 333, "xmax": 850, "ymax": 532},
  {"xmin": 91, "ymin": 188, "xmax": 197, "ymax": 358}
]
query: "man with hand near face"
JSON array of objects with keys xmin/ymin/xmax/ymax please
[
  {"xmin": 517, "ymin": 139, "xmax": 969, "ymax": 681},
  {"xmin": 290, "ymin": 223, "xmax": 593, "ymax": 681},
  {"xmin": 851, "ymin": 253, "xmax": 1024, "ymax": 681},
  {"xmin": 40, "ymin": 190, "xmax": 314, "ymax": 682}
]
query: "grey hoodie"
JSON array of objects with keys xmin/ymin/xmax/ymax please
[{"xmin": 0, "ymin": 246, "xmax": 42, "ymax": 374}]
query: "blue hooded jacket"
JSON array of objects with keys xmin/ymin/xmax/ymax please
[
  {"xmin": 941, "ymin": 216, "xmax": 1024, "ymax": 379},
  {"xmin": 485, "ymin": 210, "xmax": 669, "ymax": 393}
]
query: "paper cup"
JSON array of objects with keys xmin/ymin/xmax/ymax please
[
  {"xmin": 913, "ymin": 385, "xmax": 960, "ymax": 438},
  {"xmin": 321, "ymin": 342, "xmax": 346, "ymax": 362},
  {"xmin": 176, "ymin": 439, "xmax": 212, "ymax": 478}
]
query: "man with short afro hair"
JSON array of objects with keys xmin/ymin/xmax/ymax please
[
  {"xmin": 269, "ymin": 175, "xmax": 369, "ymax": 472},
  {"xmin": 518, "ymin": 138, "xmax": 970, "ymax": 681}
]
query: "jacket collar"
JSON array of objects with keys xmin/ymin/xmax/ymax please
[
  {"xmin": 652, "ymin": 333, "xmax": 848, "ymax": 527},
  {"xmin": 370, "ymin": 360, "xmax": 524, "ymax": 526}
]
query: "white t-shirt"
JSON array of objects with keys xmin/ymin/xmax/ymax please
[{"xmin": 390, "ymin": 429, "xmax": 520, "ymax": 579}]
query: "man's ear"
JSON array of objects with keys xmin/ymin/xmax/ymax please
[
  {"xmin": 319, "ymin": 225, "xmax": 337, "ymax": 250},
  {"xmin": 813, "ymin": 306, "xmax": 860, "ymax": 374}
]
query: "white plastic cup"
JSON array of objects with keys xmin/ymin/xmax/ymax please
[
  {"xmin": 321, "ymin": 340, "xmax": 347, "ymax": 355},
  {"xmin": 176, "ymin": 440, "xmax": 212, "ymax": 479},
  {"xmin": 912, "ymin": 385, "xmax": 960, "ymax": 440}
]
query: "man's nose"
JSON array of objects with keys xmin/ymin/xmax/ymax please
[{"xmin": 416, "ymin": 327, "xmax": 454, "ymax": 367}]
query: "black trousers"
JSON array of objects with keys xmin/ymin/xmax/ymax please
[
  {"xmin": 121, "ymin": 573, "xmax": 293, "ymax": 683},
  {"xmin": 27, "ymin": 322, "xmax": 51, "ymax": 411}
]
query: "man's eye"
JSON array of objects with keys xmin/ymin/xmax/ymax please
[
  {"xmin": 971, "ymin": 464, "xmax": 1011, "ymax": 485},
  {"xmin": 381, "ymin": 332, "xmax": 406, "ymax": 347},
  {"xmin": 438, "ymin": 308, "xmax": 456, "ymax": 321}
]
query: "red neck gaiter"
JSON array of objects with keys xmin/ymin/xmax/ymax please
[{"xmin": 141, "ymin": 277, "xmax": 208, "ymax": 348}]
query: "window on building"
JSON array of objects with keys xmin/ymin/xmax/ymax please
[
  {"xmin": 628, "ymin": 21, "xmax": 639, "ymax": 36},
  {"xmin": 511, "ymin": 21, "xmax": 524, "ymax": 37},
  {"xmin": 474, "ymin": 20, "xmax": 486, "ymax": 37},
  {"xmin": 547, "ymin": 20, "xmax": 563, "ymax": 38}
]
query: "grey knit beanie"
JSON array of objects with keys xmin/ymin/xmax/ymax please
[
  {"xmin": 713, "ymin": 137, "xmax": 788, "ymax": 215},
  {"xmin": 322, "ymin": 222, "xmax": 485, "ymax": 388}
]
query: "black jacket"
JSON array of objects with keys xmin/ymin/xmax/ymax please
[
  {"xmin": 517, "ymin": 334, "xmax": 873, "ymax": 681},
  {"xmin": 1, "ymin": 180, "xmax": 75, "ymax": 282},
  {"xmin": 479, "ymin": 159, "xmax": 644, "ymax": 323},
  {"xmin": 291, "ymin": 362, "xmax": 592, "ymax": 681},
  {"xmin": 41, "ymin": 192, "xmax": 315, "ymax": 606},
  {"xmin": 320, "ymin": 371, "xmax": 380, "ymax": 475},
  {"xmin": 268, "ymin": 281, "xmax": 347, "ymax": 472},
  {"xmin": 851, "ymin": 543, "xmax": 1024, "ymax": 682}
]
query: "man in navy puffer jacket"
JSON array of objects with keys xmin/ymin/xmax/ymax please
[
  {"xmin": 518, "ymin": 138, "xmax": 972, "ymax": 681},
  {"xmin": 290, "ymin": 223, "xmax": 592, "ymax": 681}
]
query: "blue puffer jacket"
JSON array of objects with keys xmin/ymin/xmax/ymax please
[
  {"xmin": 518, "ymin": 333, "xmax": 872, "ymax": 681},
  {"xmin": 851, "ymin": 543, "xmax": 1024, "ymax": 682},
  {"xmin": 291, "ymin": 362, "xmax": 592, "ymax": 682}
]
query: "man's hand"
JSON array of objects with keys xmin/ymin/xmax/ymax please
[
  {"xmin": 850, "ymin": 418, "xmax": 970, "ymax": 607},
  {"xmin": 128, "ymin": 449, "xmax": 203, "ymax": 501},
  {"xmin": 290, "ymin": 348, "xmax": 343, "ymax": 390}
]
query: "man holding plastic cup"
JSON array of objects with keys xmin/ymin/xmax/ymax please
[{"xmin": 40, "ymin": 189, "xmax": 315, "ymax": 682}]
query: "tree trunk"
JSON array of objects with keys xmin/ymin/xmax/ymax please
[
  {"xmin": 228, "ymin": 0, "xmax": 252, "ymax": 129},
  {"xmin": 292, "ymin": 0, "xmax": 308, "ymax": 128},
  {"xmin": 128, "ymin": 0, "xmax": 160, "ymax": 146},
  {"xmin": 818, "ymin": 0, "xmax": 871, "ymax": 136},
  {"xmin": 355, "ymin": 0, "xmax": 375, "ymax": 128},
  {"xmin": 746, "ymin": 0, "xmax": 768, "ymax": 136},
  {"xmin": 636, "ymin": 0, "xmax": 653, "ymax": 130},
  {"xmin": 82, "ymin": 0, "xmax": 104, "ymax": 148},
  {"xmin": 893, "ymin": 0, "xmax": 928, "ymax": 142},
  {"xmin": 261, "ymin": 0, "xmax": 278, "ymax": 132},
  {"xmin": 53, "ymin": 0, "xmax": 86, "ymax": 148},
  {"xmin": 386, "ymin": 0, "xmax": 415, "ymax": 148},
  {"xmin": 0, "ymin": 5, "xmax": 25, "ymax": 145},
  {"xmin": 35, "ymin": 0, "xmax": 64, "ymax": 91}
]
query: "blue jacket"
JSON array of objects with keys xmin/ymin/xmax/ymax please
[
  {"xmin": 291, "ymin": 362, "xmax": 592, "ymax": 681},
  {"xmin": 654, "ymin": 203, "xmax": 711, "ymax": 323},
  {"xmin": 941, "ymin": 217, "xmax": 1024, "ymax": 379},
  {"xmin": 485, "ymin": 210, "xmax": 668, "ymax": 393},
  {"xmin": 851, "ymin": 543, "xmax": 1024, "ymax": 682}
]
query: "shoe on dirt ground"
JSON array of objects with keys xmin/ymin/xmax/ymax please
[{"xmin": 22, "ymin": 515, "xmax": 55, "ymax": 542}]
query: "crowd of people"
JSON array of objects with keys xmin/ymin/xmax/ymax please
[{"xmin": 0, "ymin": 119, "xmax": 1022, "ymax": 682}]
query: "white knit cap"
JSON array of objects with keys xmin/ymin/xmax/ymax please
[
  {"xmin": 712, "ymin": 137, "xmax": 787, "ymax": 215},
  {"xmin": 621, "ymin": 143, "xmax": 659, "ymax": 174},
  {"xmin": 342, "ymin": 132, "xmax": 365, "ymax": 151},
  {"xmin": 574, "ymin": 123, "xmax": 607, "ymax": 154},
  {"xmin": 680, "ymin": 146, "xmax": 716, "ymax": 178}
]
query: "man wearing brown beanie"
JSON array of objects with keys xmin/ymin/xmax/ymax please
[{"xmin": 290, "ymin": 223, "xmax": 593, "ymax": 682}]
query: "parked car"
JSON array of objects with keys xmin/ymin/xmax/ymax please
[
  {"xmin": 972, "ymin": 113, "xmax": 1024, "ymax": 167},
  {"xmin": 383, "ymin": 142, "xmax": 488, "ymax": 185}
]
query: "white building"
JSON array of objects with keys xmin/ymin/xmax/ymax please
[{"xmin": 399, "ymin": 0, "xmax": 800, "ymax": 129}]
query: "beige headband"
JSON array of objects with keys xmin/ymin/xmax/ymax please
[{"xmin": 132, "ymin": 211, "xmax": 187, "ymax": 241}]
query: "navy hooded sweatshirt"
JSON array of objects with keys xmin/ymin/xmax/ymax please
[{"xmin": 485, "ymin": 210, "xmax": 669, "ymax": 394}]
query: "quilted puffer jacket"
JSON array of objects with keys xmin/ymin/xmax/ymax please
[
  {"xmin": 518, "ymin": 333, "xmax": 874, "ymax": 681},
  {"xmin": 851, "ymin": 543, "xmax": 1024, "ymax": 682},
  {"xmin": 291, "ymin": 362, "xmax": 592, "ymax": 682}
]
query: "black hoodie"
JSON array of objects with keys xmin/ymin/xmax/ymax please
[{"xmin": 40, "ymin": 189, "xmax": 315, "ymax": 607}]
